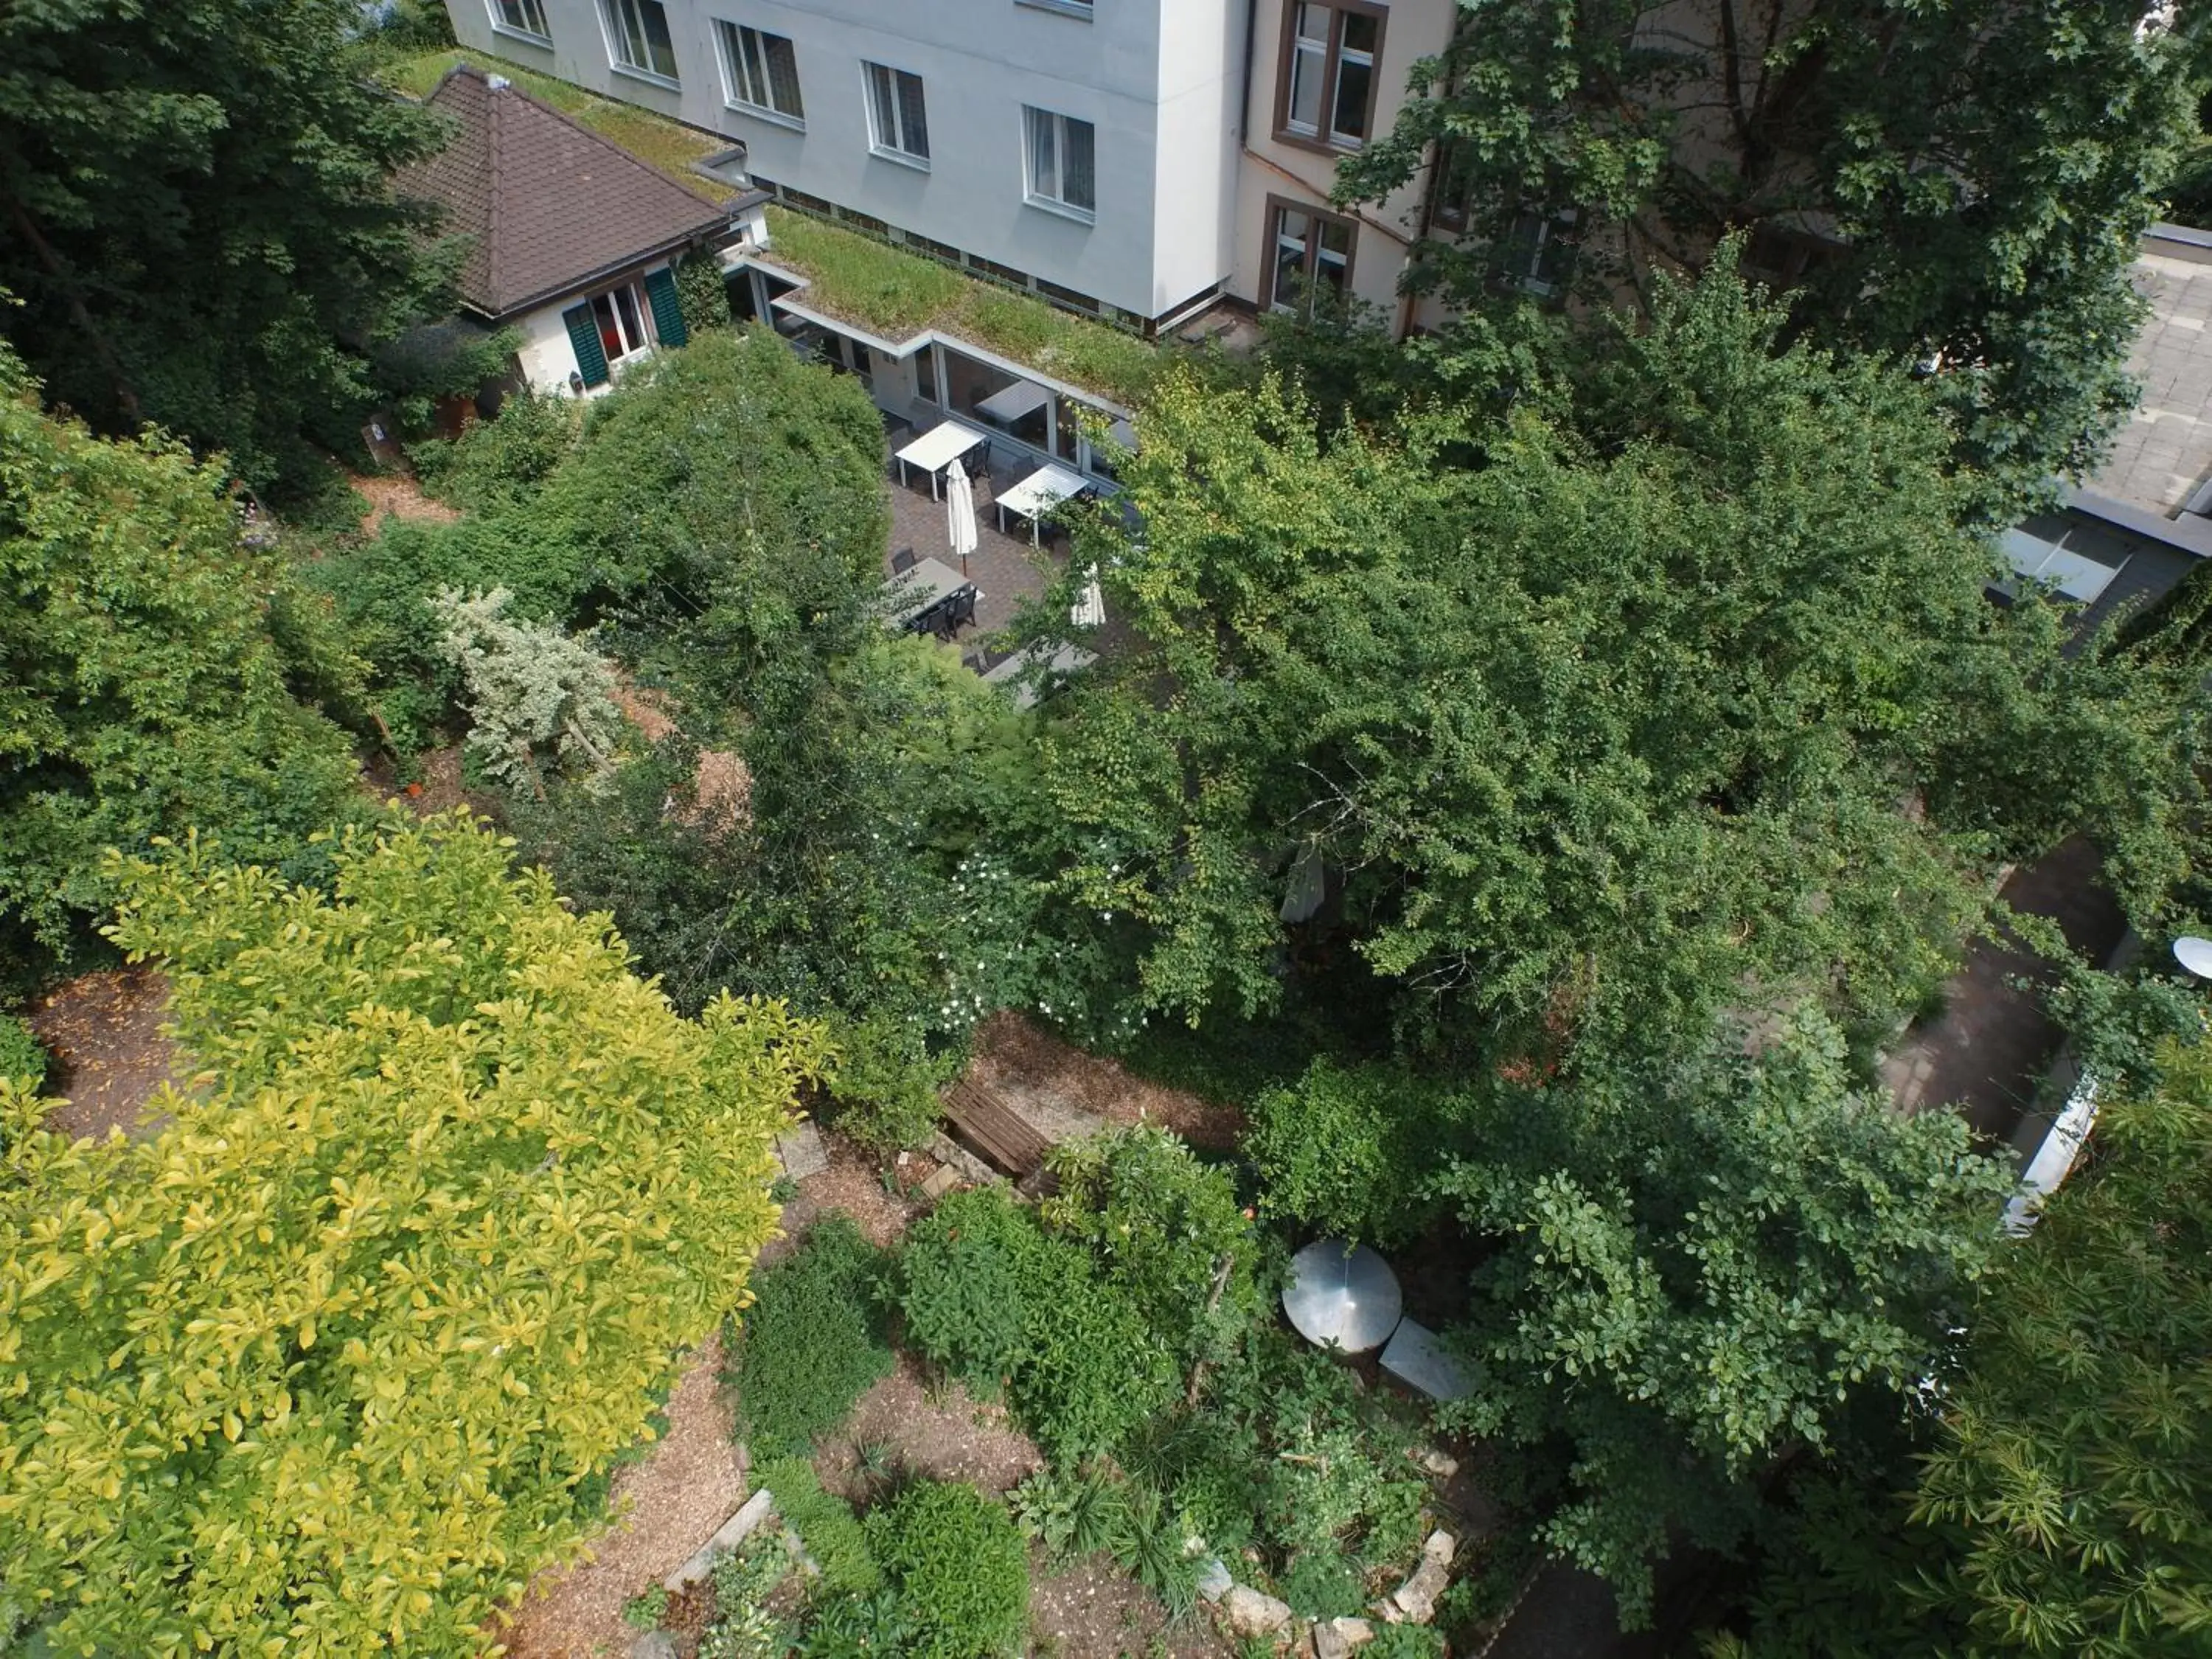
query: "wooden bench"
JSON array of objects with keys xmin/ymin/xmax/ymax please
[{"xmin": 941, "ymin": 1079, "xmax": 1050, "ymax": 1179}]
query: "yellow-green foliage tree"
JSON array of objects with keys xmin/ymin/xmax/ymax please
[{"xmin": 0, "ymin": 811, "xmax": 827, "ymax": 1655}]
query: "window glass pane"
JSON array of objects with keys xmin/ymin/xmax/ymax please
[
  {"xmin": 1271, "ymin": 209, "xmax": 1310, "ymax": 310},
  {"xmin": 1062, "ymin": 118, "xmax": 1095, "ymax": 212},
  {"xmin": 765, "ymin": 35, "xmax": 802, "ymax": 116},
  {"xmin": 592, "ymin": 292, "xmax": 622, "ymax": 360},
  {"xmin": 1331, "ymin": 55, "xmax": 1373, "ymax": 142},
  {"xmin": 1028, "ymin": 108, "xmax": 1057, "ymax": 200},
  {"xmin": 613, "ymin": 284, "xmax": 645, "ymax": 352},
  {"xmin": 917, "ymin": 343, "xmax": 939, "ymax": 405},
  {"xmin": 738, "ymin": 29, "xmax": 766, "ymax": 102},
  {"xmin": 1287, "ymin": 44, "xmax": 1324, "ymax": 131},
  {"xmin": 1340, "ymin": 13, "xmax": 1377, "ymax": 53},
  {"xmin": 639, "ymin": 0, "xmax": 675, "ymax": 77},
  {"xmin": 867, "ymin": 63, "xmax": 896, "ymax": 145},
  {"xmin": 1295, "ymin": 4, "xmax": 1330, "ymax": 44},
  {"xmin": 895, "ymin": 69, "xmax": 929, "ymax": 158},
  {"xmin": 1318, "ymin": 218, "xmax": 1354, "ymax": 258}
]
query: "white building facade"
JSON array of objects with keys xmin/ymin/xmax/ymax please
[{"xmin": 447, "ymin": 0, "xmax": 1458, "ymax": 335}]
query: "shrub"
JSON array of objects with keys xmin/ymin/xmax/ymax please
[
  {"xmin": 1247, "ymin": 1058, "xmax": 1458, "ymax": 1247},
  {"xmin": 676, "ymin": 251, "xmax": 735, "ymax": 337},
  {"xmin": 622, "ymin": 1587, "xmax": 669, "ymax": 1630},
  {"xmin": 728, "ymin": 1216, "xmax": 894, "ymax": 1456},
  {"xmin": 430, "ymin": 586, "xmax": 621, "ymax": 796},
  {"xmin": 898, "ymin": 1186, "xmax": 1054, "ymax": 1394},
  {"xmin": 1043, "ymin": 1124, "xmax": 1262, "ymax": 1368},
  {"xmin": 0, "ymin": 813, "xmax": 822, "ymax": 1654},
  {"xmin": 1011, "ymin": 1463, "xmax": 1127, "ymax": 1568},
  {"xmin": 866, "ymin": 1481, "xmax": 1029, "ymax": 1659},
  {"xmin": 793, "ymin": 1589, "xmax": 911, "ymax": 1659},
  {"xmin": 409, "ymin": 386, "xmax": 579, "ymax": 512},
  {"xmin": 1012, "ymin": 1258, "xmax": 1180, "ymax": 1461},
  {"xmin": 821, "ymin": 1006, "xmax": 959, "ymax": 1154},
  {"xmin": 0, "ymin": 1015, "xmax": 47, "ymax": 1090},
  {"xmin": 754, "ymin": 1455, "xmax": 881, "ymax": 1596}
]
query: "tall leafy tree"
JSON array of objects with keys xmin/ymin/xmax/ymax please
[
  {"xmin": 1724, "ymin": 1006, "xmax": 2212, "ymax": 1657},
  {"xmin": 1436, "ymin": 1011, "xmax": 2010, "ymax": 1625},
  {"xmin": 1024, "ymin": 259, "xmax": 2192, "ymax": 1057},
  {"xmin": 0, "ymin": 813, "xmax": 827, "ymax": 1654},
  {"xmin": 0, "ymin": 0, "xmax": 445, "ymax": 496},
  {"xmin": 0, "ymin": 344, "xmax": 364, "ymax": 975},
  {"xmin": 1905, "ymin": 1026, "xmax": 2212, "ymax": 1654},
  {"xmin": 1341, "ymin": 0, "xmax": 2208, "ymax": 508}
]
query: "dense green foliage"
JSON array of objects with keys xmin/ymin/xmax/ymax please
[
  {"xmin": 1341, "ymin": 0, "xmax": 2208, "ymax": 508},
  {"xmin": 1438, "ymin": 1012, "xmax": 2010, "ymax": 1621},
  {"xmin": 0, "ymin": 0, "xmax": 447, "ymax": 497},
  {"xmin": 1032, "ymin": 260, "xmax": 2194, "ymax": 1062},
  {"xmin": 1040, "ymin": 1126, "xmax": 1262, "ymax": 1369},
  {"xmin": 1910, "ymin": 1029, "xmax": 2212, "ymax": 1652},
  {"xmin": 0, "ymin": 347, "xmax": 365, "ymax": 972},
  {"xmin": 1246, "ymin": 1058, "xmax": 1456, "ymax": 1247},
  {"xmin": 0, "ymin": 812, "xmax": 823, "ymax": 1654},
  {"xmin": 726, "ymin": 1217, "xmax": 894, "ymax": 1458},
  {"xmin": 754, "ymin": 1456, "xmax": 883, "ymax": 1597},
  {"xmin": 864, "ymin": 1481, "xmax": 1030, "ymax": 1659},
  {"xmin": 896, "ymin": 1186, "xmax": 1060, "ymax": 1395},
  {"xmin": 1722, "ymin": 1010, "xmax": 2212, "ymax": 1656},
  {"xmin": 0, "ymin": 1015, "xmax": 47, "ymax": 1091}
]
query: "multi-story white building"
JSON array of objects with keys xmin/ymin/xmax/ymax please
[{"xmin": 446, "ymin": 0, "xmax": 1456, "ymax": 335}]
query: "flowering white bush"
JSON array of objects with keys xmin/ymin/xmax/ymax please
[{"xmin": 431, "ymin": 586, "xmax": 621, "ymax": 796}]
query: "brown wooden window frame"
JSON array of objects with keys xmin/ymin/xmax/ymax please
[
  {"xmin": 1273, "ymin": 0, "xmax": 1388, "ymax": 155},
  {"xmin": 1261, "ymin": 193, "xmax": 1359, "ymax": 316}
]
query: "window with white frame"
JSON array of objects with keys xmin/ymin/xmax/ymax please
[
  {"xmin": 1267, "ymin": 200, "xmax": 1354, "ymax": 314},
  {"xmin": 863, "ymin": 62, "xmax": 929, "ymax": 164},
  {"xmin": 716, "ymin": 21, "xmax": 803, "ymax": 121},
  {"xmin": 593, "ymin": 281, "xmax": 653, "ymax": 363},
  {"xmin": 1023, "ymin": 107, "xmax": 1096, "ymax": 219},
  {"xmin": 491, "ymin": 0, "xmax": 551, "ymax": 39},
  {"xmin": 603, "ymin": 0, "xmax": 678, "ymax": 80},
  {"xmin": 1280, "ymin": 2, "xmax": 1382, "ymax": 150}
]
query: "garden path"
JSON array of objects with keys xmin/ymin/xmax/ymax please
[{"xmin": 490, "ymin": 1332, "xmax": 746, "ymax": 1659}]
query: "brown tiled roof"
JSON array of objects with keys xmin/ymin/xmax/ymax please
[{"xmin": 401, "ymin": 64, "xmax": 728, "ymax": 319}]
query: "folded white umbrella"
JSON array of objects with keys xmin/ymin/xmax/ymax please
[
  {"xmin": 1071, "ymin": 567, "xmax": 1106, "ymax": 629},
  {"xmin": 946, "ymin": 458, "xmax": 979, "ymax": 573}
]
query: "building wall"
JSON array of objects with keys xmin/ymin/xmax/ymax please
[
  {"xmin": 448, "ymin": 0, "xmax": 1245, "ymax": 322},
  {"xmin": 1231, "ymin": 0, "xmax": 1456, "ymax": 324},
  {"xmin": 509, "ymin": 257, "xmax": 685, "ymax": 393}
]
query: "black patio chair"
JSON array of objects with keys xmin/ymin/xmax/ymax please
[{"xmin": 890, "ymin": 547, "xmax": 917, "ymax": 574}]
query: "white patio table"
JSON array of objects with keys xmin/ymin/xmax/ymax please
[
  {"xmin": 994, "ymin": 463, "xmax": 1088, "ymax": 546},
  {"xmin": 894, "ymin": 420, "xmax": 990, "ymax": 500}
]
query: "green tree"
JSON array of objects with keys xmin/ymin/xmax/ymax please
[
  {"xmin": 1340, "ymin": 0, "xmax": 2208, "ymax": 507},
  {"xmin": 0, "ymin": 0, "xmax": 446, "ymax": 497},
  {"xmin": 1023, "ymin": 260, "xmax": 2191, "ymax": 1057},
  {"xmin": 1906, "ymin": 1029, "xmax": 2212, "ymax": 1653},
  {"xmin": 0, "ymin": 344, "xmax": 364, "ymax": 973},
  {"xmin": 1437, "ymin": 1011, "xmax": 2011, "ymax": 1624},
  {"xmin": 0, "ymin": 811, "xmax": 827, "ymax": 1655},
  {"xmin": 1725, "ymin": 1007, "xmax": 2212, "ymax": 1658}
]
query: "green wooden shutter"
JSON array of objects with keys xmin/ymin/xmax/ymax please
[
  {"xmin": 643, "ymin": 266, "xmax": 687, "ymax": 347},
  {"xmin": 562, "ymin": 302, "xmax": 609, "ymax": 387}
]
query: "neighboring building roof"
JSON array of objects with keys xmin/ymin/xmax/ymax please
[
  {"xmin": 400, "ymin": 63, "xmax": 730, "ymax": 319},
  {"xmin": 2095, "ymin": 225, "xmax": 2212, "ymax": 515}
]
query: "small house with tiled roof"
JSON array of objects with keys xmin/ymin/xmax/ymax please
[{"xmin": 400, "ymin": 63, "xmax": 766, "ymax": 395}]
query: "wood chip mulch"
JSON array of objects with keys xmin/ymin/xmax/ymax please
[{"xmin": 27, "ymin": 967, "xmax": 178, "ymax": 1141}]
